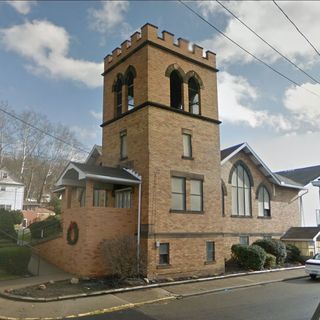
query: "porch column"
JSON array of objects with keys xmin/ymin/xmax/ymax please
[
  {"xmin": 85, "ymin": 180, "xmax": 94, "ymax": 208},
  {"xmin": 183, "ymin": 82, "xmax": 189, "ymax": 112}
]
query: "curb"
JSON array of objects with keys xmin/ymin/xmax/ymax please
[
  {"xmin": 178, "ymin": 275, "xmax": 308, "ymax": 298},
  {"xmin": 0, "ymin": 296, "xmax": 177, "ymax": 320},
  {"xmin": 0, "ymin": 266, "xmax": 305, "ymax": 303}
]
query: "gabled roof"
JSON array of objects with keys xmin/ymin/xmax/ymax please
[
  {"xmin": 85, "ymin": 145, "xmax": 102, "ymax": 165},
  {"xmin": 0, "ymin": 167, "xmax": 24, "ymax": 186},
  {"xmin": 221, "ymin": 143, "xmax": 244, "ymax": 162},
  {"xmin": 281, "ymin": 227, "xmax": 320, "ymax": 241},
  {"xmin": 276, "ymin": 165, "xmax": 320, "ymax": 187},
  {"xmin": 56, "ymin": 162, "xmax": 141, "ymax": 187},
  {"xmin": 220, "ymin": 142, "xmax": 303, "ymax": 190}
]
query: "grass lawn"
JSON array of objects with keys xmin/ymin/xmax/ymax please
[{"xmin": 0, "ymin": 268, "xmax": 20, "ymax": 281}]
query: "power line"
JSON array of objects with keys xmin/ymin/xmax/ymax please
[
  {"xmin": 216, "ymin": 0, "xmax": 320, "ymax": 84},
  {"xmin": 178, "ymin": 1, "xmax": 320, "ymax": 99},
  {"xmin": 273, "ymin": 0, "xmax": 320, "ymax": 57},
  {"xmin": 0, "ymin": 106, "xmax": 90, "ymax": 154}
]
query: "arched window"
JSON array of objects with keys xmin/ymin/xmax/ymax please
[
  {"xmin": 221, "ymin": 180, "xmax": 227, "ymax": 217},
  {"xmin": 188, "ymin": 77, "xmax": 200, "ymax": 115},
  {"xmin": 127, "ymin": 71, "xmax": 134, "ymax": 111},
  {"xmin": 114, "ymin": 78, "xmax": 123, "ymax": 116},
  {"xmin": 170, "ymin": 71, "xmax": 183, "ymax": 109},
  {"xmin": 258, "ymin": 186, "xmax": 271, "ymax": 217},
  {"xmin": 231, "ymin": 164, "xmax": 251, "ymax": 216}
]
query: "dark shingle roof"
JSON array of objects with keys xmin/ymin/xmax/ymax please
[
  {"xmin": 71, "ymin": 162, "xmax": 140, "ymax": 182},
  {"xmin": 281, "ymin": 227, "xmax": 320, "ymax": 241},
  {"xmin": 221, "ymin": 143, "xmax": 244, "ymax": 161},
  {"xmin": 276, "ymin": 165, "xmax": 320, "ymax": 186}
]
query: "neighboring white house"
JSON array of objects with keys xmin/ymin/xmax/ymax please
[
  {"xmin": 0, "ymin": 168, "xmax": 24, "ymax": 211},
  {"xmin": 276, "ymin": 165, "xmax": 320, "ymax": 226}
]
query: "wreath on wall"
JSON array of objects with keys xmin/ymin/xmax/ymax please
[{"xmin": 67, "ymin": 221, "xmax": 79, "ymax": 245}]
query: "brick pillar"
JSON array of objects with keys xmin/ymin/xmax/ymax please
[
  {"xmin": 183, "ymin": 82, "xmax": 189, "ymax": 112},
  {"xmin": 122, "ymin": 84, "xmax": 127, "ymax": 114},
  {"xmin": 85, "ymin": 180, "xmax": 94, "ymax": 208}
]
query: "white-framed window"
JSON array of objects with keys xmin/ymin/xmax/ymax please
[
  {"xmin": 0, "ymin": 186, "xmax": 6, "ymax": 191},
  {"xmin": 93, "ymin": 189, "xmax": 108, "ymax": 207},
  {"xmin": 206, "ymin": 241, "xmax": 215, "ymax": 262},
  {"xmin": 182, "ymin": 133, "xmax": 192, "ymax": 158},
  {"xmin": 2, "ymin": 173, "xmax": 7, "ymax": 179},
  {"xmin": 231, "ymin": 164, "xmax": 251, "ymax": 216},
  {"xmin": 258, "ymin": 186, "xmax": 271, "ymax": 217},
  {"xmin": 0, "ymin": 204, "xmax": 11, "ymax": 210},
  {"xmin": 171, "ymin": 177, "xmax": 186, "ymax": 211},
  {"xmin": 190, "ymin": 179, "xmax": 203, "ymax": 212},
  {"xmin": 115, "ymin": 188, "xmax": 131, "ymax": 208}
]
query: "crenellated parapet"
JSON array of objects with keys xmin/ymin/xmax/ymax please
[{"xmin": 104, "ymin": 23, "xmax": 216, "ymax": 72}]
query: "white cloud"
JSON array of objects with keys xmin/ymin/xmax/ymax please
[
  {"xmin": 71, "ymin": 125, "xmax": 100, "ymax": 145},
  {"xmin": 283, "ymin": 83, "xmax": 320, "ymax": 127},
  {"xmin": 7, "ymin": 0, "xmax": 36, "ymax": 15},
  {"xmin": 90, "ymin": 110, "xmax": 102, "ymax": 121},
  {"xmin": 0, "ymin": 20, "xmax": 103, "ymax": 88},
  {"xmin": 88, "ymin": 1, "xmax": 130, "ymax": 36},
  {"xmin": 218, "ymin": 72, "xmax": 292, "ymax": 131},
  {"xmin": 198, "ymin": 2, "xmax": 320, "ymax": 66}
]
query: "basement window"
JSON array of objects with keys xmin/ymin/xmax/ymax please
[{"xmin": 159, "ymin": 243, "xmax": 169, "ymax": 265}]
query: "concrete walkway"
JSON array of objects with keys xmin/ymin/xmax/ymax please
[{"xmin": 0, "ymin": 267, "xmax": 307, "ymax": 319}]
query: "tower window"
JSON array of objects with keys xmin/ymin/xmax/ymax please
[
  {"xmin": 188, "ymin": 77, "xmax": 200, "ymax": 115},
  {"xmin": 115, "ymin": 79, "xmax": 123, "ymax": 117},
  {"xmin": 171, "ymin": 177, "xmax": 186, "ymax": 211},
  {"xmin": 120, "ymin": 130, "xmax": 127, "ymax": 160},
  {"xmin": 182, "ymin": 133, "xmax": 192, "ymax": 158},
  {"xmin": 127, "ymin": 72, "xmax": 134, "ymax": 111},
  {"xmin": 170, "ymin": 71, "xmax": 183, "ymax": 109}
]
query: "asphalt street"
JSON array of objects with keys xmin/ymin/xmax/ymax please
[{"xmin": 74, "ymin": 277, "xmax": 320, "ymax": 320}]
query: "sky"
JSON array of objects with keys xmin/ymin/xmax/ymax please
[{"xmin": 1, "ymin": 0, "xmax": 320, "ymax": 172}]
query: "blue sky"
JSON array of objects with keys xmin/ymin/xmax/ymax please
[{"xmin": 1, "ymin": 0, "xmax": 320, "ymax": 171}]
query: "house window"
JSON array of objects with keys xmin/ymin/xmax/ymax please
[
  {"xmin": 159, "ymin": 243, "xmax": 169, "ymax": 265},
  {"xmin": 188, "ymin": 77, "xmax": 200, "ymax": 115},
  {"xmin": 2, "ymin": 173, "xmax": 7, "ymax": 179},
  {"xmin": 182, "ymin": 133, "xmax": 192, "ymax": 158},
  {"xmin": 0, "ymin": 186, "xmax": 5, "ymax": 191},
  {"xmin": 231, "ymin": 164, "xmax": 251, "ymax": 216},
  {"xmin": 171, "ymin": 177, "xmax": 186, "ymax": 211},
  {"xmin": 190, "ymin": 179, "xmax": 203, "ymax": 212},
  {"xmin": 206, "ymin": 241, "xmax": 215, "ymax": 262},
  {"xmin": 93, "ymin": 189, "xmax": 108, "ymax": 207},
  {"xmin": 115, "ymin": 78, "xmax": 123, "ymax": 117},
  {"xmin": 258, "ymin": 186, "xmax": 271, "ymax": 217},
  {"xmin": 115, "ymin": 189, "xmax": 131, "ymax": 208},
  {"xmin": 127, "ymin": 71, "xmax": 134, "ymax": 110},
  {"xmin": 170, "ymin": 70, "xmax": 183, "ymax": 109},
  {"xmin": 78, "ymin": 188, "xmax": 85, "ymax": 207},
  {"xmin": 120, "ymin": 130, "xmax": 127, "ymax": 160},
  {"xmin": 0, "ymin": 204, "xmax": 11, "ymax": 210},
  {"xmin": 240, "ymin": 236, "xmax": 249, "ymax": 245}
]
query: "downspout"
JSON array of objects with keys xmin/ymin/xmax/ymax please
[{"xmin": 137, "ymin": 182, "xmax": 142, "ymax": 275}]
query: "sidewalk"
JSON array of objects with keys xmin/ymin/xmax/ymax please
[{"xmin": 0, "ymin": 267, "xmax": 306, "ymax": 320}]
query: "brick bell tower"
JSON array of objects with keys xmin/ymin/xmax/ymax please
[{"xmin": 101, "ymin": 23, "xmax": 224, "ymax": 278}]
